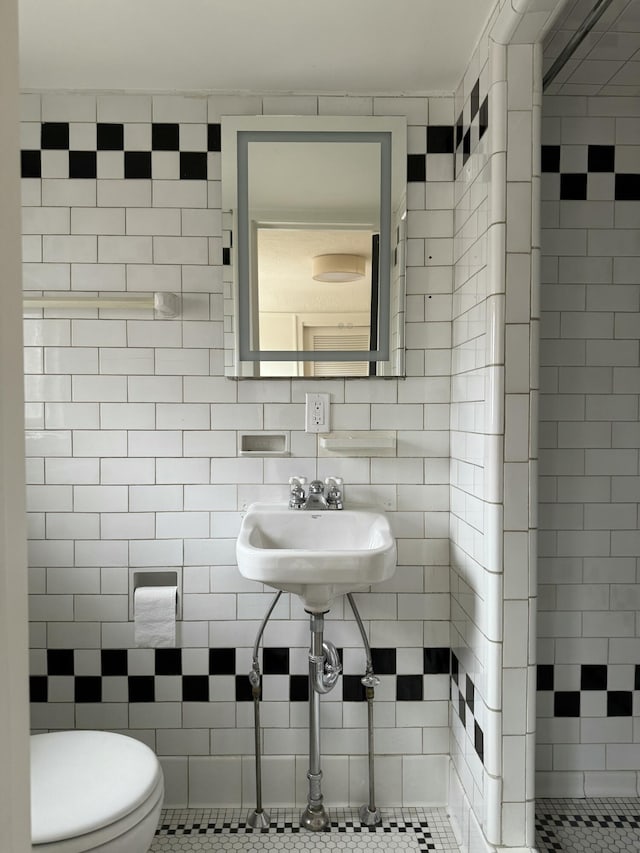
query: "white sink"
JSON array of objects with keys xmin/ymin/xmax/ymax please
[{"xmin": 236, "ymin": 503, "xmax": 397, "ymax": 612}]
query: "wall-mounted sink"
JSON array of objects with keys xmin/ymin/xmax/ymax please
[{"xmin": 236, "ymin": 503, "xmax": 397, "ymax": 612}]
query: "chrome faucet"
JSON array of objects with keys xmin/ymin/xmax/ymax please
[
  {"xmin": 305, "ymin": 480, "xmax": 329, "ymax": 510},
  {"xmin": 288, "ymin": 476, "xmax": 344, "ymax": 510}
]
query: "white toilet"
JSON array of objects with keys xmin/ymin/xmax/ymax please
[{"xmin": 31, "ymin": 730, "xmax": 164, "ymax": 853}]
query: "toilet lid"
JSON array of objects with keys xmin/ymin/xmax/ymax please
[{"xmin": 31, "ymin": 730, "xmax": 162, "ymax": 845}]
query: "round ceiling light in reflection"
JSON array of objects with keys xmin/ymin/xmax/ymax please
[{"xmin": 311, "ymin": 253, "xmax": 366, "ymax": 282}]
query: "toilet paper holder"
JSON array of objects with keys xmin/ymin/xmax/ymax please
[{"xmin": 128, "ymin": 569, "xmax": 183, "ymax": 621}]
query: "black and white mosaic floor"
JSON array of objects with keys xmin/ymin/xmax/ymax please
[
  {"xmin": 150, "ymin": 807, "xmax": 461, "ymax": 851},
  {"xmin": 536, "ymin": 799, "xmax": 640, "ymax": 853}
]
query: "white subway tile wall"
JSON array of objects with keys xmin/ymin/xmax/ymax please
[
  {"xmin": 537, "ymin": 92, "xmax": 640, "ymax": 799},
  {"xmin": 450, "ymin": 18, "xmax": 493, "ymax": 837},
  {"xmin": 23, "ymin": 92, "xmax": 455, "ymax": 808},
  {"xmin": 449, "ymin": 7, "xmax": 544, "ymax": 848}
]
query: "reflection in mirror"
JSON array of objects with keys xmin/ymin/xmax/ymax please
[
  {"xmin": 256, "ymin": 226, "xmax": 376, "ymax": 376},
  {"xmin": 222, "ymin": 116, "xmax": 406, "ymax": 378}
]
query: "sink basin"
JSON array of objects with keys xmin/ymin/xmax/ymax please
[{"xmin": 236, "ymin": 503, "xmax": 397, "ymax": 612}]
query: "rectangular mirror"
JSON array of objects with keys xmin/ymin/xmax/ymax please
[{"xmin": 222, "ymin": 116, "xmax": 406, "ymax": 378}]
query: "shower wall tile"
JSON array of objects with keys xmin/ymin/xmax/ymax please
[
  {"xmin": 538, "ymin": 94, "xmax": 640, "ymax": 798},
  {"xmin": 22, "ymin": 91, "xmax": 453, "ymax": 808}
]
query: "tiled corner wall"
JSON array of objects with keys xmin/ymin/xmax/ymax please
[
  {"xmin": 449, "ymin": 25, "xmax": 494, "ymax": 848},
  {"xmin": 499, "ymin": 39, "xmax": 541, "ymax": 851},
  {"xmin": 21, "ymin": 91, "xmax": 455, "ymax": 808},
  {"xmin": 449, "ymin": 1, "xmax": 551, "ymax": 849},
  {"xmin": 537, "ymin": 92, "xmax": 640, "ymax": 799}
]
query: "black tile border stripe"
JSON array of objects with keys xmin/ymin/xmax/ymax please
[
  {"xmin": 537, "ymin": 663, "xmax": 640, "ymax": 718},
  {"xmin": 31, "ymin": 645, "xmax": 451, "ymax": 704},
  {"xmin": 22, "ymin": 114, "xmax": 508, "ymax": 192},
  {"xmin": 541, "ymin": 143, "xmax": 640, "ymax": 200},
  {"xmin": 450, "ymin": 652, "xmax": 484, "ymax": 765},
  {"xmin": 22, "ymin": 121, "xmax": 467, "ymax": 185},
  {"xmin": 455, "ymin": 75, "xmax": 489, "ymax": 177},
  {"xmin": 21, "ymin": 122, "xmax": 222, "ymax": 180}
]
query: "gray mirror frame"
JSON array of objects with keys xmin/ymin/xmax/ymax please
[{"xmin": 222, "ymin": 115, "xmax": 407, "ymax": 378}]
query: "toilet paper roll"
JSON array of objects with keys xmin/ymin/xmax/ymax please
[{"xmin": 134, "ymin": 586, "xmax": 177, "ymax": 648}]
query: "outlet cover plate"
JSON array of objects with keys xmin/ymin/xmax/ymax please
[{"xmin": 305, "ymin": 392, "xmax": 330, "ymax": 433}]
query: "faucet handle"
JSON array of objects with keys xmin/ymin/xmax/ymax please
[
  {"xmin": 324, "ymin": 476, "xmax": 343, "ymax": 509},
  {"xmin": 288, "ymin": 476, "xmax": 307, "ymax": 509},
  {"xmin": 324, "ymin": 476, "xmax": 343, "ymax": 489}
]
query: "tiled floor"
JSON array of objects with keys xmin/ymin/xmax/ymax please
[
  {"xmin": 536, "ymin": 798, "xmax": 640, "ymax": 853},
  {"xmin": 150, "ymin": 807, "xmax": 461, "ymax": 851}
]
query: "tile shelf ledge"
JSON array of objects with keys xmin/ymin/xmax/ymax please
[
  {"xmin": 22, "ymin": 291, "xmax": 180, "ymax": 318},
  {"xmin": 319, "ymin": 431, "xmax": 396, "ymax": 456}
]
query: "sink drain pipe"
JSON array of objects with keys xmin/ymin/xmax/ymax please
[
  {"xmin": 347, "ymin": 592, "xmax": 382, "ymax": 827},
  {"xmin": 301, "ymin": 611, "xmax": 342, "ymax": 831},
  {"xmin": 247, "ymin": 590, "xmax": 282, "ymax": 829}
]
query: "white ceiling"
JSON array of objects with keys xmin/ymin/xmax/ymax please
[
  {"xmin": 543, "ymin": 0, "xmax": 640, "ymax": 95},
  {"xmin": 18, "ymin": 0, "xmax": 497, "ymax": 94}
]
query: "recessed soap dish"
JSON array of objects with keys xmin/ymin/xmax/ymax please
[{"xmin": 239, "ymin": 432, "xmax": 290, "ymax": 456}]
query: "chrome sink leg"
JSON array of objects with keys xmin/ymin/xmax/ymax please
[
  {"xmin": 301, "ymin": 610, "xmax": 341, "ymax": 831},
  {"xmin": 247, "ymin": 687, "xmax": 270, "ymax": 829},
  {"xmin": 358, "ymin": 679, "xmax": 382, "ymax": 827},
  {"xmin": 301, "ymin": 676, "xmax": 329, "ymax": 831},
  {"xmin": 347, "ymin": 593, "xmax": 382, "ymax": 827},
  {"xmin": 246, "ymin": 590, "xmax": 282, "ymax": 829}
]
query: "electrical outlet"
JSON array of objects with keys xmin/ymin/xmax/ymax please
[{"xmin": 305, "ymin": 392, "xmax": 330, "ymax": 433}]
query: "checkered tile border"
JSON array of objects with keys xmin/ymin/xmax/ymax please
[
  {"xmin": 450, "ymin": 652, "xmax": 484, "ymax": 765},
  {"xmin": 30, "ymin": 645, "xmax": 451, "ymax": 704},
  {"xmin": 23, "ymin": 121, "xmax": 465, "ymax": 189},
  {"xmin": 542, "ymin": 143, "xmax": 640, "ymax": 200},
  {"xmin": 537, "ymin": 663, "xmax": 640, "ymax": 718},
  {"xmin": 454, "ymin": 75, "xmax": 489, "ymax": 177},
  {"xmin": 407, "ymin": 125, "xmax": 456, "ymax": 184},
  {"xmin": 21, "ymin": 121, "xmax": 221, "ymax": 181}
]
